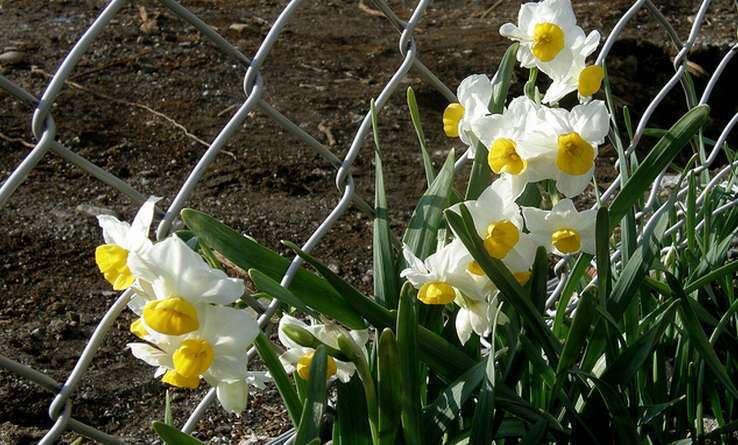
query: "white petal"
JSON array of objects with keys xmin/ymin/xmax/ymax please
[
  {"xmin": 278, "ymin": 314, "xmax": 309, "ymax": 349},
  {"xmin": 279, "ymin": 347, "xmax": 310, "ymax": 374},
  {"xmin": 97, "ymin": 216, "xmax": 131, "ymax": 247},
  {"xmin": 216, "ymin": 380, "xmax": 249, "ymax": 414},
  {"xmin": 471, "ymin": 114, "xmax": 506, "ymax": 147},
  {"xmin": 128, "ymin": 343, "xmax": 170, "ymax": 369},
  {"xmin": 202, "ymin": 305, "xmax": 259, "ymax": 352},
  {"xmin": 245, "ymin": 371, "xmax": 271, "ymax": 389},
  {"xmin": 131, "ymin": 236, "xmax": 245, "ymax": 305},
  {"xmin": 542, "ymin": 78, "xmax": 576, "ymax": 104},
  {"xmin": 127, "ymin": 196, "xmax": 160, "ymax": 253},
  {"xmin": 556, "ymin": 167, "xmax": 594, "ymax": 198},
  {"xmin": 208, "ymin": 352, "xmax": 249, "ymax": 382},
  {"xmin": 455, "ymin": 308, "xmax": 472, "ymax": 345},
  {"xmin": 522, "ymin": 206, "xmax": 549, "ymax": 233},
  {"xmin": 570, "ymin": 100, "xmax": 610, "ymax": 144},
  {"xmin": 335, "ymin": 360, "xmax": 357, "ymax": 383},
  {"xmin": 499, "ymin": 23, "xmax": 528, "ymax": 41},
  {"xmin": 457, "ymin": 74, "xmax": 492, "ymax": 110}
]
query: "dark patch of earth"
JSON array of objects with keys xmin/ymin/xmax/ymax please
[{"xmin": 0, "ymin": 0, "xmax": 736, "ymax": 443}]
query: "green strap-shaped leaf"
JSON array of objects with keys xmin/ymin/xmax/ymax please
[
  {"xmin": 422, "ymin": 362, "xmax": 486, "ymax": 443},
  {"xmin": 600, "ymin": 300, "xmax": 677, "ymax": 387},
  {"xmin": 556, "ymin": 289, "xmax": 596, "ymax": 377},
  {"xmin": 469, "ymin": 347, "xmax": 497, "ymax": 445},
  {"xmin": 152, "ymin": 421, "xmax": 204, "ymax": 445},
  {"xmin": 402, "ymin": 149, "xmax": 455, "ymax": 261},
  {"xmin": 407, "ymin": 87, "xmax": 436, "ymax": 188},
  {"xmin": 595, "ymin": 207, "xmax": 611, "ymax": 305},
  {"xmin": 334, "ymin": 377, "xmax": 372, "ymax": 445},
  {"xmin": 294, "ymin": 345, "xmax": 329, "ymax": 445},
  {"xmin": 377, "ymin": 329, "xmax": 402, "ymax": 445},
  {"xmin": 608, "ymin": 105, "xmax": 709, "ymax": 226},
  {"xmin": 530, "ymin": 246, "xmax": 549, "ymax": 313},
  {"xmin": 397, "ymin": 284, "xmax": 422, "ymax": 445},
  {"xmin": 371, "ymin": 100, "xmax": 400, "ymax": 308},
  {"xmin": 667, "ymin": 273, "xmax": 738, "ymax": 399},
  {"xmin": 248, "ymin": 269, "xmax": 314, "ymax": 316},
  {"xmin": 553, "ymin": 253, "xmax": 591, "ymax": 337},
  {"xmin": 181, "ymin": 208, "xmax": 366, "ymax": 329},
  {"xmin": 465, "ymin": 140, "xmax": 492, "ymax": 200},
  {"xmin": 253, "ymin": 333, "xmax": 302, "ymax": 426},
  {"xmin": 488, "ymin": 43, "xmax": 519, "ymax": 113}
]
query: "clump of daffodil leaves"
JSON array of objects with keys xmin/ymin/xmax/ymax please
[{"xmin": 96, "ymin": 1, "xmax": 737, "ymax": 443}]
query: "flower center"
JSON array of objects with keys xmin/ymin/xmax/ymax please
[
  {"xmin": 488, "ymin": 138, "xmax": 526, "ymax": 175},
  {"xmin": 483, "ymin": 220, "xmax": 519, "ymax": 259},
  {"xmin": 130, "ymin": 318, "xmax": 147, "ymax": 340},
  {"xmin": 442, "ymin": 103, "xmax": 465, "ymax": 138},
  {"xmin": 551, "ymin": 228, "xmax": 581, "ymax": 254},
  {"xmin": 143, "ymin": 297, "xmax": 199, "ymax": 336},
  {"xmin": 95, "ymin": 243, "xmax": 135, "ymax": 290},
  {"xmin": 296, "ymin": 350, "xmax": 338, "ymax": 380},
  {"xmin": 532, "ymin": 22, "xmax": 565, "ymax": 62},
  {"xmin": 578, "ymin": 65, "xmax": 605, "ymax": 97},
  {"xmin": 418, "ymin": 282, "xmax": 456, "ymax": 305},
  {"xmin": 556, "ymin": 132, "xmax": 594, "ymax": 175},
  {"xmin": 162, "ymin": 370, "xmax": 201, "ymax": 389},
  {"xmin": 513, "ymin": 271, "xmax": 532, "ymax": 285},
  {"xmin": 172, "ymin": 338, "xmax": 214, "ymax": 378},
  {"xmin": 467, "ymin": 261, "xmax": 485, "ymax": 276}
]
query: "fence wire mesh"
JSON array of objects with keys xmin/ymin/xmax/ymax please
[{"xmin": 0, "ymin": 0, "xmax": 736, "ymax": 443}]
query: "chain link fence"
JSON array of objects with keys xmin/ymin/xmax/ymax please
[{"xmin": 0, "ymin": 0, "xmax": 736, "ymax": 443}]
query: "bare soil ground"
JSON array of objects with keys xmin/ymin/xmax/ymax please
[{"xmin": 0, "ymin": 0, "xmax": 736, "ymax": 443}]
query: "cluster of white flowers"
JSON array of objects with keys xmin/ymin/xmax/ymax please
[
  {"xmin": 406, "ymin": 0, "xmax": 607, "ymax": 345},
  {"xmin": 94, "ymin": 197, "xmax": 266, "ymax": 414}
]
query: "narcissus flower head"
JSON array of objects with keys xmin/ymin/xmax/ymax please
[
  {"xmin": 472, "ymin": 96, "xmax": 552, "ymax": 199},
  {"xmin": 522, "ymin": 198, "xmax": 597, "ymax": 256},
  {"xmin": 541, "ymin": 30, "xmax": 603, "ymax": 104},
  {"xmin": 127, "ymin": 236, "xmax": 245, "ymax": 336},
  {"xmin": 95, "ymin": 196, "xmax": 159, "ymax": 290},
  {"xmin": 128, "ymin": 304, "xmax": 263, "ymax": 414},
  {"xmin": 517, "ymin": 100, "xmax": 609, "ymax": 197},
  {"xmin": 455, "ymin": 293, "xmax": 508, "ymax": 346},
  {"xmin": 277, "ymin": 314, "xmax": 367, "ymax": 383},
  {"xmin": 401, "ymin": 238, "xmax": 495, "ymax": 304},
  {"xmin": 443, "ymin": 74, "xmax": 494, "ymax": 157},
  {"xmin": 500, "ymin": 0, "xmax": 586, "ymax": 73}
]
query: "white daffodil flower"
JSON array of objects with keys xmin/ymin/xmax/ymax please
[
  {"xmin": 128, "ymin": 304, "xmax": 262, "ymax": 414},
  {"xmin": 448, "ymin": 177, "xmax": 537, "ymax": 285},
  {"xmin": 522, "ymin": 198, "xmax": 596, "ymax": 256},
  {"xmin": 519, "ymin": 100, "xmax": 609, "ymax": 197},
  {"xmin": 500, "ymin": 0, "xmax": 586, "ymax": 74},
  {"xmin": 443, "ymin": 74, "xmax": 494, "ymax": 157},
  {"xmin": 472, "ymin": 96, "xmax": 551, "ymax": 199},
  {"xmin": 401, "ymin": 238, "xmax": 494, "ymax": 305},
  {"xmin": 95, "ymin": 196, "xmax": 159, "ymax": 290},
  {"xmin": 127, "ymin": 236, "xmax": 245, "ymax": 336},
  {"xmin": 541, "ymin": 30, "xmax": 603, "ymax": 104},
  {"xmin": 455, "ymin": 293, "xmax": 508, "ymax": 346},
  {"xmin": 278, "ymin": 315, "xmax": 368, "ymax": 383}
]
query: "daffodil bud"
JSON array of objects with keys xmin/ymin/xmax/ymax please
[
  {"xmin": 281, "ymin": 323, "xmax": 320, "ymax": 349},
  {"xmin": 336, "ymin": 331, "xmax": 363, "ymax": 364},
  {"xmin": 661, "ymin": 245, "xmax": 678, "ymax": 271}
]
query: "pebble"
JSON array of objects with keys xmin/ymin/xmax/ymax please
[
  {"xmin": 0, "ymin": 51, "xmax": 26, "ymax": 65},
  {"xmin": 76, "ymin": 203, "xmax": 118, "ymax": 218},
  {"xmin": 229, "ymin": 23, "xmax": 250, "ymax": 32}
]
